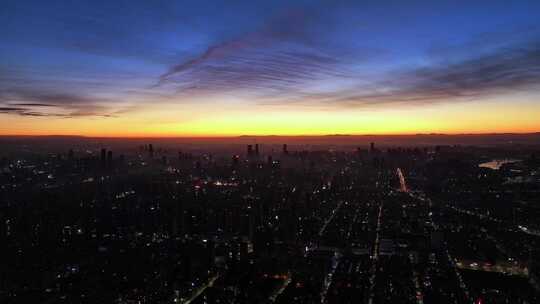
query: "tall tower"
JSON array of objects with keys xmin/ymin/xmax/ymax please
[
  {"xmin": 255, "ymin": 144, "xmax": 259, "ymax": 156},
  {"xmin": 148, "ymin": 144, "xmax": 154, "ymax": 158},
  {"xmin": 107, "ymin": 150, "xmax": 113, "ymax": 169},
  {"xmin": 100, "ymin": 148, "xmax": 106, "ymax": 167},
  {"xmin": 282, "ymin": 144, "xmax": 288, "ymax": 155},
  {"xmin": 232, "ymin": 155, "xmax": 239, "ymax": 166}
]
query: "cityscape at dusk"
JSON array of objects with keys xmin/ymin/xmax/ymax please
[{"xmin": 2, "ymin": 1, "xmax": 540, "ymax": 304}]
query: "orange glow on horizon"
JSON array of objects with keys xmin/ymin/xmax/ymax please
[{"xmin": 1, "ymin": 99, "xmax": 540, "ymax": 137}]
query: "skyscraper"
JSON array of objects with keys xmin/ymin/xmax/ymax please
[
  {"xmin": 107, "ymin": 150, "xmax": 113, "ymax": 168},
  {"xmin": 100, "ymin": 148, "xmax": 106, "ymax": 167}
]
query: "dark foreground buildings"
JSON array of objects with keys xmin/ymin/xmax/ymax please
[{"xmin": 1, "ymin": 140, "xmax": 540, "ymax": 303}]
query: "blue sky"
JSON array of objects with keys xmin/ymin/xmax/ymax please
[{"xmin": 1, "ymin": 0, "xmax": 540, "ymax": 134}]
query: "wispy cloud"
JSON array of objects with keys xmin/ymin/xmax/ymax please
[
  {"xmin": 0, "ymin": 106, "xmax": 65, "ymax": 117},
  {"xmin": 351, "ymin": 38, "xmax": 540, "ymax": 105},
  {"xmin": 157, "ymin": 9, "xmax": 366, "ymax": 99},
  {"xmin": 158, "ymin": 17, "xmax": 540, "ymax": 109},
  {"xmin": 0, "ymin": 89, "xmax": 121, "ymax": 117}
]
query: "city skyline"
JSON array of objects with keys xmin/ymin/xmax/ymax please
[
  {"xmin": 3, "ymin": 3, "xmax": 540, "ymax": 301},
  {"xmin": 2, "ymin": 1, "xmax": 540, "ymax": 136}
]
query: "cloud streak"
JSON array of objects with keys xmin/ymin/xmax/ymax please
[
  {"xmin": 351, "ymin": 39, "xmax": 540, "ymax": 105},
  {"xmin": 158, "ymin": 18, "xmax": 540, "ymax": 109},
  {"xmin": 157, "ymin": 9, "xmax": 362, "ymax": 99},
  {"xmin": 0, "ymin": 89, "xmax": 120, "ymax": 117}
]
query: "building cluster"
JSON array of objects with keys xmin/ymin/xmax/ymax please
[{"xmin": 1, "ymin": 140, "xmax": 539, "ymax": 303}]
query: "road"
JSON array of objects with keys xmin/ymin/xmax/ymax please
[
  {"xmin": 367, "ymin": 203, "xmax": 384, "ymax": 304},
  {"xmin": 318, "ymin": 201, "xmax": 344, "ymax": 237},
  {"xmin": 180, "ymin": 274, "xmax": 219, "ymax": 304},
  {"xmin": 267, "ymin": 272, "xmax": 292, "ymax": 303},
  {"xmin": 396, "ymin": 168, "xmax": 408, "ymax": 192}
]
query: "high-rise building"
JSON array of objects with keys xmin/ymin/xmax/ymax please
[
  {"xmin": 430, "ymin": 231, "xmax": 444, "ymax": 251},
  {"xmin": 370, "ymin": 142, "xmax": 375, "ymax": 152},
  {"xmin": 255, "ymin": 144, "xmax": 259, "ymax": 156},
  {"xmin": 107, "ymin": 150, "xmax": 113, "ymax": 168},
  {"xmin": 282, "ymin": 144, "xmax": 288, "ymax": 155},
  {"xmin": 148, "ymin": 144, "xmax": 154, "ymax": 158},
  {"xmin": 247, "ymin": 145, "xmax": 253, "ymax": 156},
  {"xmin": 100, "ymin": 148, "xmax": 106, "ymax": 167},
  {"xmin": 232, "ymin": 155, "xmax": 239, "ymax": 166}
]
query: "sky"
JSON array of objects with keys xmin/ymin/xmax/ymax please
[{"xmin": 1, "ymin": 0, "xmax": 540, "ymax": 136}]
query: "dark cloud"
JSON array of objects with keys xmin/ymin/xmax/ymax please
[
  {"xmin": 0, "ymin": 89, "xmax": 120, "ymax": 118},
  {"xmin": 325, "ymin": 38, "xmax": 540, "ymax": 107},
  {"xmin": 0, "ymin": 106, "xmax": 63, "ymax": 117},
  {"xmin": 158, "ymin": 15, "xmax": 540, "ymax": 109},
  {"xmin": 157, "ymin": 9, "xmax": 363, "ymax": 98},
  {"xmin": 1, "ymin": 91, "xmax": 93, "ymax": 104},
  {"xmin": 8, "ymin": 103, "xmax": 58, "ymax": 107},
  {"xmin": 0, "ymin": 107, "xmax": 25, "ymax": 112},
  {"xmin": 413, "ymin": 42, "xmax": 540, "ymax": 97}
]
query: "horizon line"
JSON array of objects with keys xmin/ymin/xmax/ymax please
[{"xmin": 1, "ymin": 131, "xmax": 540, "ymax": 139}]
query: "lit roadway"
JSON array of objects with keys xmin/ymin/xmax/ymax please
[
  {"xmin": 267, "ymin": 272, "xmax": 292, "ymax": 303},
  {"xmin": 415, "ymin": 193, "xmax": 471, "ymax": 300},
  {"xmin": 448, "ymin": 204, "xmax": 540, "ymax": 246},
  {"xmin": 400, "ymin": 169, "xmax": 471, "ymax": 302},
  {"xmin": 179, "ymin": 274, "xmax": 219, "ymax": 304},
  {"xmin": 454, "ymin": 260, "xmax": 528, "ymax": 277},
  {"xmin": 396, "ymin": 168, "xmax": 408, "ymax": 193},
  {"xmin": 315, "ymin": 200, "xmax": 344, "ymax": 303},
  {"xmin": 318, "ymin": 201, "xmax": 344, "ymax": 237},
  {"xmin": 367, "ymin": 203, "xmax": 384, "ymax": 304},
  {"xmin": 320, "ymin": 252, "xmax": 341, "ymax": 304}
]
